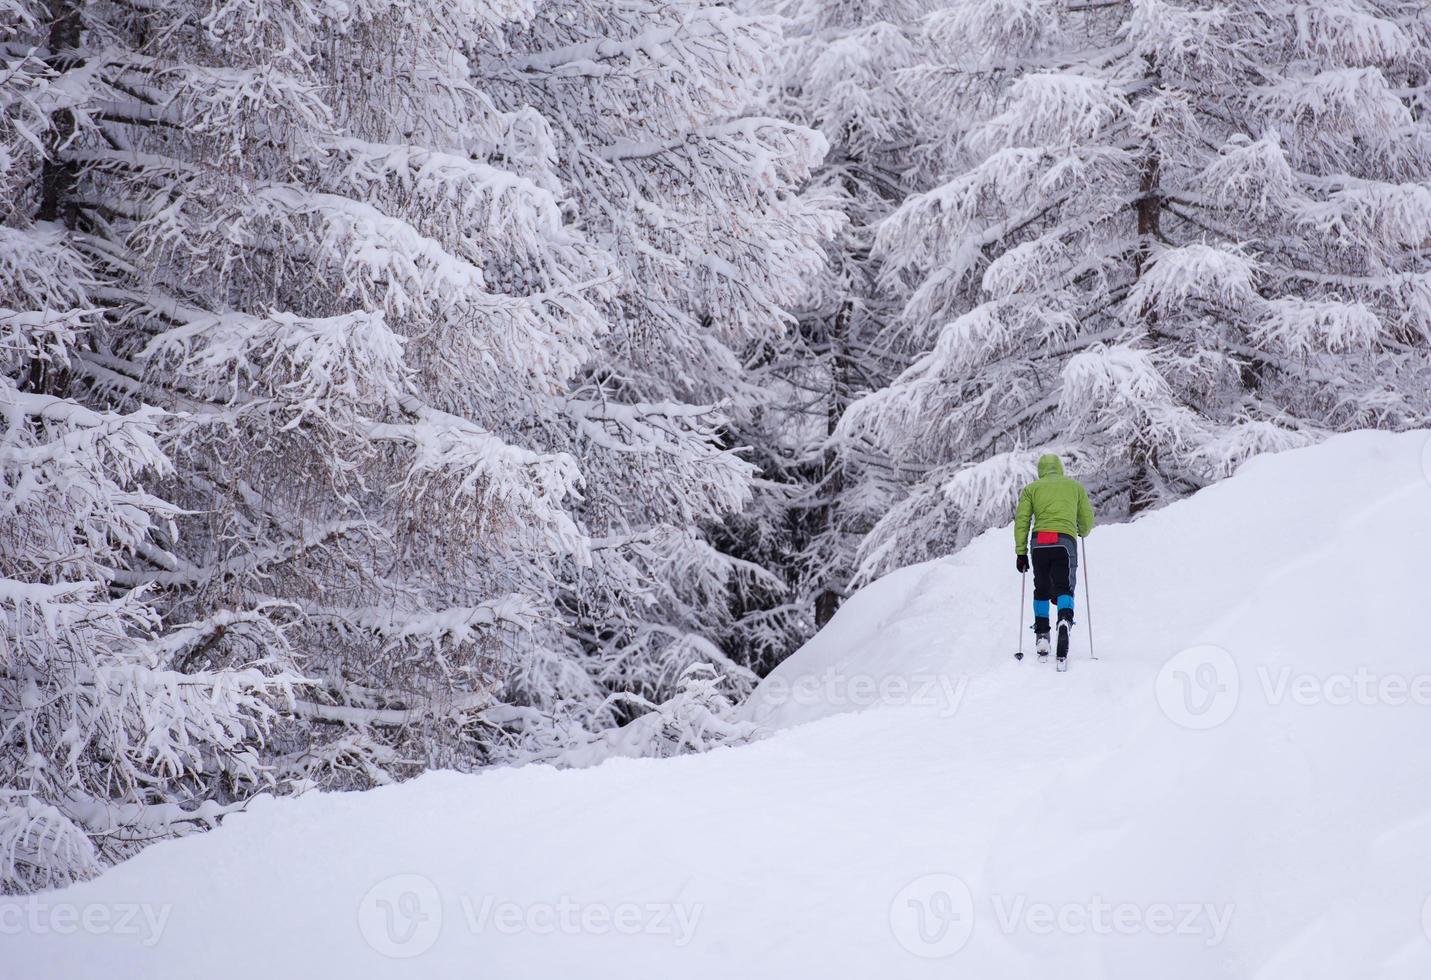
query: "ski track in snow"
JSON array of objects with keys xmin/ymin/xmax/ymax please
[{"xmin": 7, "ymin": 430, "xmax": 1431, "ymax": 979}]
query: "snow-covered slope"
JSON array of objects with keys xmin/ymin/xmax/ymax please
[{"xmin": 10, "ymin": 431, "xmax": 1431, "ymax": 979}]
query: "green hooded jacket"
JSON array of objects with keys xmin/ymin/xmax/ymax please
[{"xmin": 1013, "ymin": 454, "xmax": 1095, "ymax": 555}]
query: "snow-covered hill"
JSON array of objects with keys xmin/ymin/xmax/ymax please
[{"xmin": 9, "ymin": 430, "xmax": 1431, "ymax": 979}]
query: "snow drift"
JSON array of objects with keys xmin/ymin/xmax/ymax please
[{"xmin": 8, "ymin": 430, "xmax": 1431, "ymax": 979}]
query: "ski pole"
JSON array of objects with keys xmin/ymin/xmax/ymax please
[
  {"xmin": 1081, "ymin": 536, "xmax": 1095, "ymax": 660},
  {"xmin": 1017, "ymin": 568, "xmax": 1027, "ymax": 659}
]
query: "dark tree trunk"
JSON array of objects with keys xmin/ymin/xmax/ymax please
[
  {"xmin": 38, "ymin": 0, "xmax": 82, "ymax": 227},
  {"xmin": 813, "ymin": 297, "xmax": 852, "ymax": 628},
  {"xmin": 1128, "ymin": 55, "xmax": 1164, "ymax": 514},
  {"xmin": 26, "ymin": 0, "xmax": 83, "ymax": 400},
  {"xmin": 1131, "ymin": 53, "xmax": 1164, "ymax": 345}
]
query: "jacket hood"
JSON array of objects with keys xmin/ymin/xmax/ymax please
[{"xmin": 1037, "ymin": 454, "xmax": 1064, "ymax": 478}]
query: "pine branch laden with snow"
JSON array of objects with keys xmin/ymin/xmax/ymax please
[
  {"xmin": 14, "ymin": 0, "xmax": 621, "ymax": 790},
  {"xmin": 0, "ymin": 217, "xmax": 295, "ymax": 893},
  {"xmin": 479, "ymin": 0, "xmax": 841, "ymax": 693},
  {"xmin": 3, "ymin": 0, "xmax": 838, "ymax": 877},
  {"xmin": 526, "ymin": 663, "xmax": 762, "ymax": 768},
  {"xmin": 723, "ymin": 0, "xmax": 938, "ymax": 640},
  {"xmin": 0, "ymin": 7, "xmax": 302, "ymax": 889},
  {"xmin": 840, "ymin": 0, "xmax": 1431, "ymax": 577}
]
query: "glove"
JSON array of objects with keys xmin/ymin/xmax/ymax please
[{"xmin": 1015, "ymin": 554, "xmax": 1028, "ymax": 574}]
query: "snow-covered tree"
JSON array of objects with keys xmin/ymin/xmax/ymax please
[
  {"xmin": 840, "ymin": 0, "xmax": 1431, "ymax": 578},
  {"xmin": 0, "ymin": 375, "xmax": 295, "ymax": 891},
  {"xmin": 734, "ymin": 0, "xmax": 937, "ymax": 635},
  {"xmin": 17, "ymin": 0, "xmax": 624, "ymax": 784},
  {"xmin": 1, "ymin": 5, "xmax": 294, "ymax": 890},
  {"xmin": 482, "ymin": 2, "xmax": 838, "ymax": 691},
  {"xmin": 3, "ymin": 0, "xmax": 837, "ymax": 858}
]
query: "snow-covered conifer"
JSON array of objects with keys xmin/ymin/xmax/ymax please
[
  {"xmin": 734, "ymin": 0, "xmax": 935, "ymax": 634},
  {"xmin": 483, "ymin": 2, "xmax": 839, "ymax": 694},
  {"xmin": 3, "ymin": 0, "xmax": 838, "ymax": 830},
  {"xmin": 1, "ymin": 4, "xmax": 293, "ymax": 888},
  {"xmin": 842, "ymin": 0, "xmax": 1431, "ymax": 578},
  {"xmin": 18, "ymin": 0, "xmax": 621, "ymax": 783}
]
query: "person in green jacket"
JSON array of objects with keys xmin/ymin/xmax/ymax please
[{"xmin": 1014, "ymin": 454, "xmax": 1095, "ymax": 665}]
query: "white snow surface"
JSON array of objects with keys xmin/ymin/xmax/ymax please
[{"xmin": 10, "ymin": 430, "xmax": 1431, "ymax": 978}]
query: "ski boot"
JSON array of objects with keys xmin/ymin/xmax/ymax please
[{"xmin": 1055, "ymin": 611, "xmax": 1072, "ymax": 671}]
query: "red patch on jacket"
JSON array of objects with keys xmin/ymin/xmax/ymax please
[{"xmin": 1035, "ymin": 531, "xmax": 1060, "ymax": 545}]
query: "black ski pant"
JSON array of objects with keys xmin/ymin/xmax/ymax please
[{"xmin": 1031, "ymin": 541, "xmax": 1077, "ymax": 636}]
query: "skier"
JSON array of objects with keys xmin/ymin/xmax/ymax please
[{"xmin": 1014, "ymin": 454, "xmax": 1095, "ymax": 670}]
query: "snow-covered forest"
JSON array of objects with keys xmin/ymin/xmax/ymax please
[{"xmin": 4, "ymin": 0, "xmax": 1430, "ymax": 899}]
